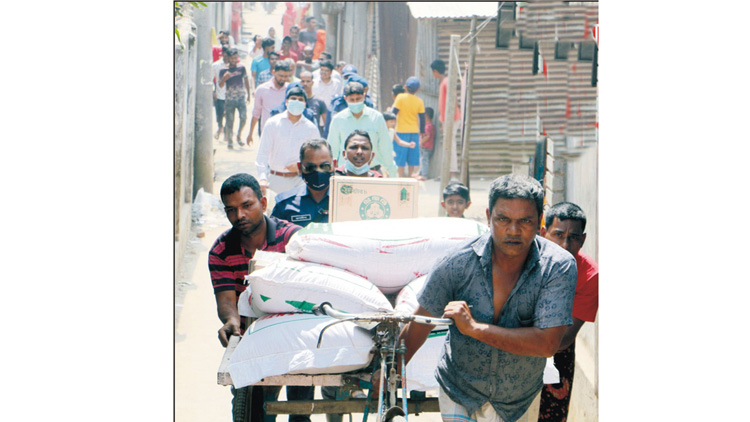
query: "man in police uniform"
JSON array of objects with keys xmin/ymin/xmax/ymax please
[{"xmin": 271, "ymin": 138, "xmax": 335, "ymax": 227}]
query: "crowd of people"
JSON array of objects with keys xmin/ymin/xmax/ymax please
[
  {"xmin": 207, "ymin": 5, "xmax": 598, "ymax": 422},
  {"xmin": 211, "ymin": 18, "xmax": 448, "ymax": 191}
]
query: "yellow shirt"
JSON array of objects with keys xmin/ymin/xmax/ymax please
[{"xmin": 392, "ymin": 92, "xmax": 425, "ymax": 133}]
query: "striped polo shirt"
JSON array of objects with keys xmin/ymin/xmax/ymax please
[{"xmin": 209, "ymin": 215, "xmax": 301, "ymax": 296}]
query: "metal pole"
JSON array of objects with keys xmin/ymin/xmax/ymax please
[
  {"xmin": 460, "ymin": 16, "xmax": 478, "ymax": 186},
  {"xmin": 193, "ymin": 4, "xmax": 215, "ymax": 195},
  {"xmin": 439, "ymin": 35, "xmax": 460, "ymax": 215}
]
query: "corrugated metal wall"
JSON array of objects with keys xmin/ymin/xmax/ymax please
[
  {"xmin": 378, "ymin": 2, "xmax": 419, "ymax": 112},
  {"xmin": 433, "ymin": 1, "xmax": 598, "ymax": 179}
]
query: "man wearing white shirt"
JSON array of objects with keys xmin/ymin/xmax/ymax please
[
  {"xmin": 312, "ymin": 60, "xmax": 341, "ymax": 110},
  {"xmin": 256, "ymin": 85, "xmax": 321, "ymax": 198},
  {"xmin": 212, "ymin": 46, "xmax": 230, "ymax": 140}
]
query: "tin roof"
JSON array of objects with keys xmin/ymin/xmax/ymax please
[{"xmin": 406, "ymin": 2, "xmax": 499, "ymax": 19}]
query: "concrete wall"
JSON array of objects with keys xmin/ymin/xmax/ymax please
[
  {"xmin": 564, "ymin": 143, "xmax": 599, "ymax": 422},
  {"xmin": 175, "ymin": 8, "xmax": 199, "ymax": 276}
]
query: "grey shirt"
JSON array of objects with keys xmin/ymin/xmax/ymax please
[{"xmin": 417, "ymin": 233, "xmax": 577, "ymax": 422}]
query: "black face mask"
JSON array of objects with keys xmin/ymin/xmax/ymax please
[{"xmin": 302, "ymin": 171, "xmax": 332, "ymax": 191}]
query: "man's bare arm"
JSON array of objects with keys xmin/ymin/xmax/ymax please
[
  {"xmin": 444, "ymin": 301, "xmax": 567, "ymax": 357},
  {"xmin": 215, "ymin": 290, "xmax": 241, "ymax": 347},
  {"xmin": 558, "ymin": 317, "xmax": 585, "ymax": 351},
  {"xmin": 399, "ymin": 305, "xmax": 438, "ymax": 366}
]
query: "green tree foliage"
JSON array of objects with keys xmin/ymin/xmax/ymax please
[{"xmin": 175, "ymin": 2, "xmax": 207, "ymax": 47}]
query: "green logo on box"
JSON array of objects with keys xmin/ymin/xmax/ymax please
[
  {"xmin": 340, "ymin": 185, "xmax": 353, "ymax": 195},
  {"xmin": 359, "ymin": 195, "xmax": 391, "ymax": 220}
]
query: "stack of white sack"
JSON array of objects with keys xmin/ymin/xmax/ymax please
[
  {"xmin": 231, "ymin": 256, "xmax": 394, "ymax": 388},
  {"xmin": 228, "ymin": 312, "xmax": 376, "ymax": 388},
  {"xmin": 285, "ymin": 218, "xmax": 489, "ymax": 294},
  {"xmin": 394, "ymin": 277, "xmax": 561, "ymax": 391}
]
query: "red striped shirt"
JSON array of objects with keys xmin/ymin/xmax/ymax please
[{"xmin": 209, "ymin": 215, "xmax": 300, "ymax": 296}]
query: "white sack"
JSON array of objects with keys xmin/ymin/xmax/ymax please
[
  {"xmin": 286, "ymin": 218, "xmax": 488, "ymax": 293},
  {"xmin": 394, "ymin": 275, "xmax": 428, "ymax": 315},
  {"xmin": 405, "ymin": 328, "xmax": 447, "ymax": 392},
  {"xmin": 544, "ymin": 357, "xmax": 560, "ymax": 384},
  {"xmin": 247, "ymin": 259, "xmax": 393, "ymax": 315},
  {"xmin": 228, "ymin": 313, "xmax": 375, "ymax": 388}
]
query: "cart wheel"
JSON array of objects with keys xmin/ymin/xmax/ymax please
[
  {"xmin": 383, "ymin": 406, "xmax": 406, "ymax": 422},
  {"xmin": 232, "ymin": 385, "xmax": 264, "ymax": 422}
]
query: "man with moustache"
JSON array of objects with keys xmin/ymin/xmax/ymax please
[
  {"xmin": 208, "ymin": 173, "xmax": 302, "ymax": 422},
  {"xmin": 397, "ymin": 174, "xmax": 577, "ymax": 422},
  {"xmin": 334, "ymin": 130, "xmax": 382, "ymax": 177}
]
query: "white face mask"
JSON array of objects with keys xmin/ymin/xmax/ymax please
[{"xmin": 287, "ymin": 99, "xmax": 306, "ymax": 116}]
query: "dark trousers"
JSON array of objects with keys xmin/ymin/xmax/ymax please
[
  {"xmin": 538, "ymin": 343, "xmax": 576, "ymax": 422},
  {"xmin": 214, "ymin": 98, "xmax": 226, "ymax": 127},
  {"xmin": 224, "ymin": 98, "xmax": 247, "ymax": 144}
]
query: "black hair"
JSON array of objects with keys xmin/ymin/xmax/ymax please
[
  {"xmin": 268, "ymin": 51, "xmax": 280, "ymax": 58},
  {"xmin": 343, "ymin": 81, "xmax": 365, "ymax": 96},
  {"xmin": 222, "ymin": 46, "xmax": 230, "ymax": 55},
  {"xmin": 545, "ymin": 202, "xmax": 587, "ymax": 232},
  {"xmin": 299, "ymin": 138, "xmax": 333, "ymax": 162},
  {"xmin": 425, "ymin": 107, "xmax": 434, "ymax": 120},
  {"xmin": 320, "ymin": 52, "xmax": 332, "ymax": 60},
  {"xmin": 282, "ymin": 35, "xmax": 292, "ymax": 44},
  {"xmin": 274, "ymin": 61, "xmax": 291, "ymax": 72},
  {"xmin": 319, "ymin": 60, "xmax": 334, "ymax": 70},
  {"xmin": 261, "ymin": 37, "xmax": 275, "ymax": 49},
  {"xmin": 305, "ymin": 16, "xmax": 315, "ymax": 23},
  {"xmin": 488, "ymin": 174, "xmax": 544, "ymax": 218},
  {"xmin": 226, "ymin": 47, "xmax": 239, "ymax": 56},
  {"xmin": 443, "ymin": 182, "xmax": 470, "ymax": 202},
  {"xmin": 382, "ymin": 112, "xmax": 396, "ymax": 122},
  {"xmin": 290, "ymin": 25, "xmax": 300, "ymax": 31},
  {"xmin": 344, "ymin": 129, "xmax": 373, "ymax": 149},
  {"xmin": 430, "ymin": 59, "xmax": 446, "ymax": 75},
  {"xmin": 392, "ymin": 84, "xmax": 405, "ymax": 97},
  {"xmin": 286, "ymin": 86, "xmax": 308, "ymax": 102},
  {"xmin": 220, "ymin": 173, "xmax": 263, "ymax": 201}
]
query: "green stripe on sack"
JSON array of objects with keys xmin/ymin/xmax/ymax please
[
  {"xmin": 285, "ymin": 300, "xmax": 316, "ymax": 312},
  {"xmin": 260, "ymin": 295, "xmax": 271, "ymax": 302},
  {"xmin": 427, "ymin": 330, "xmax": 448, "ymax": 339}
]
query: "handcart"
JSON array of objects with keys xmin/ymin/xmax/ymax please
[{"xmin": 218, "ymin": 302, "xmax": 453, "ymax": 422}]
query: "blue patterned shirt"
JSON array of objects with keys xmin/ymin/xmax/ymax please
[{"xmin": 417, "ymin": 233, "xmax": 576, "ymax": 422}]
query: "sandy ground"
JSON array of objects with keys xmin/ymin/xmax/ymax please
[{"xmin": 175, "ymin": 3, "xmax": 496, "ymax": 421}]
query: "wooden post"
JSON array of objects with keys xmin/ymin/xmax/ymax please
[
  {"xmin": 439, "ymin": 35, "xmax": 460, "ymax": 215},
  {"xmin": 460, "ymin": 16, "xmax": 478, "ymax": 187}
]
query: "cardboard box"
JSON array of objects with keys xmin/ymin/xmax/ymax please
[{"xmin": 329, "ymin": 176, "xmax": 419, "ymax": 222}]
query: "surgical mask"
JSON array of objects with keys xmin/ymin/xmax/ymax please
[
  {"xmin": 302, "ymin": 170, "xmax": 332, "ymax": 191},
  {"xmin": 287, "ymin": 99, "xmax": 306, "ymax": 116},
  {"xmin": 344, "ymin": 157, "xmax": 370, "ymax": 175},
  {"xmin": 347, "ymin": 100, "xmax": 365, "ymax": 114}
]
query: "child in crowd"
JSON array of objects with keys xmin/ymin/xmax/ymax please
[
  {"xmin": 441, "ymin": 182, "xmax": 471, "ymax": 218},
  {"xmin": 415, "ymin": 107, "xmax": 435, "ymax": 180},
  {"xmin": 383, "ymin": 112, "xmax": 417, "ymax": 151},
  {"xmin": 386, "ymin": 84, "xmax": 405, "ymax": 113}
]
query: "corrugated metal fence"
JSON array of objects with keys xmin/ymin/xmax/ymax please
[{"xmin": 433, "ymin": 1, "xmax": 598, "ymax": 179}]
